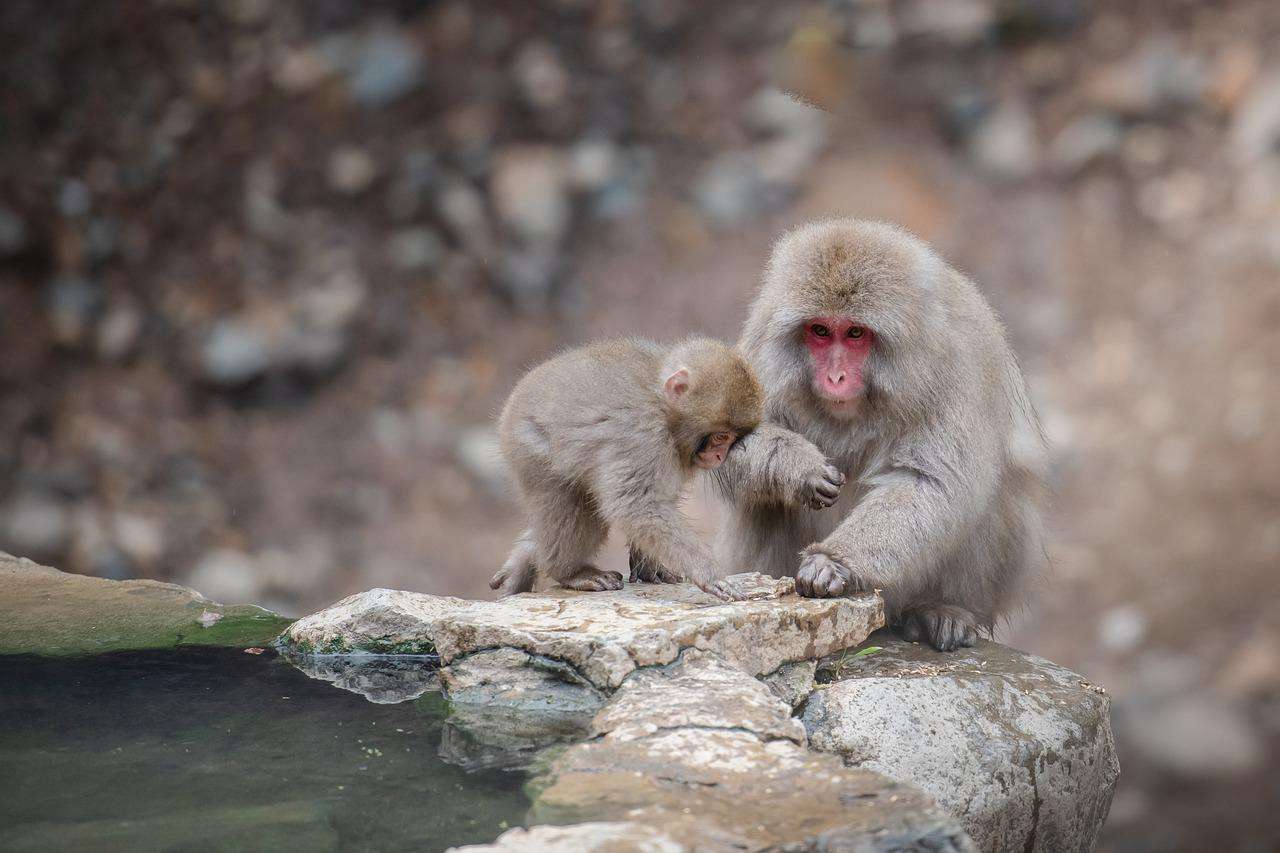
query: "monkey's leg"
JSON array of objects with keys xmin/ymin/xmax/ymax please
[
  {"xmin": 531, "ymin": 488, "xmax": 622, "ymax": 592},
  {"xmin": 628, "ymin": 543, "xmax": 683, "ymax": 584},
  {"xmin": 490, "ymin": 528, "xmax": 538, "ymax": 595},
  {"xmin": 897, "ymin": 604, "xmax": 977, "ymax": 652},
  {"xmin": 600, "ymin": 494, "xmax": 737, "ymax": 601}
]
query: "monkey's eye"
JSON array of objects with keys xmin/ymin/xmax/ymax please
[
  {"xmin": 848, "ymin": 327, "xmax": 865, "ymax": 339},
  {"xmin": 810, "ymin": 324, "xmax": 830, "ymax": 338},
  {"xmin": 713, "ymin": 431, "xmax": 733, "ymax": 445}
]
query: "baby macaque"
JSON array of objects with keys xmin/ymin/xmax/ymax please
[{"xmin": 489, "ymin": 337, "xmax": 763, "ymax": 600}]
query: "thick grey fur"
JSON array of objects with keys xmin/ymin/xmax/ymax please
[{"xmin": 713, "ymin": 219, "xmax": 1049, "ymax": 651}]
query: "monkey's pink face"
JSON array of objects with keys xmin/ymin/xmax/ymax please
[
  {"xmin": 804, "ymin": 317, "xmax": 873, "ymax": 415},
  {"xmin": 695, "ymin": 431, "xmax": 737, "ymax": 469}
]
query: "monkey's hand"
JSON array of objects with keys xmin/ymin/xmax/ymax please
[
  {"xmin": 778, "ymin": 440, "xmax": 844, "ymax": 509},
  {"xmin": 683, "ymin": 566, "xmax": 750, "ymax": 602},
  {"xmin": 794, "ymin": 550, "xmax": 867, "ymax": 598},
  {"xmin": 697, "ymin": 576, "xmax": 749, "ymax": 602},
  {"xmin": 798, "ymin": 462, "xmax": 846, "ymax": 510}
]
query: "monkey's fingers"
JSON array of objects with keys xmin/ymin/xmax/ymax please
[
  {"xmin": 706, "ymin": 582, "xmax": 735, "ymax": 602},
  {"xmin": 691, "ymin": 576, "xmax": 735, "ymax": 602},
  {"xmin": 819, "ymin": 565, "xmax": 848, "ymax": 597},
  {"xmin": 795, "ymin": 565, "xmax": 813, "ymax": 596},
  {"xmin": 804, "ymin": 470, "xmax": 843, "ymax": 510},
  {"xmin": 488, "ymin": 569, "xmax": 508, "ymax": 591},
  {"xmin": 796, "ymin": 552, "xmax": 849, "ymax": 598}
]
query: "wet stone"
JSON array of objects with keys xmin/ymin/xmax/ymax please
[
  {"xmin": 439, "ymin": 699, "xmax": 595, "ymax": 773},
  {"xmin": 289, "ymin": 654, "xmax": 439, "ymax": 705},
  {"xmin": 451, "ymin": 822, "xmax": 682, "ymax": 852},
  {"xmin": 441, "ymin": 647, "xmax": 607, "ymax": 717}
]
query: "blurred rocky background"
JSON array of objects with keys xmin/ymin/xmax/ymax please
[{"xmin": 1, "ymin": 1, "xmax": 1277, "ymax": 849}]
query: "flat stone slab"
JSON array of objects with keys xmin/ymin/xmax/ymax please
[
  {"xmin": 806, "ymin": 632, "xmax": 1119, "ymax": 853},
  {"xmin": 591, "ymin": 649, "xmax": 805, "ymax": 745},
  {"xmin": 281, "ymin": 574, "xmax": 882, "ymax": 690},
  {"xmin": 0, "ymin": 551, "xmax": 292, "ymax": 656}
]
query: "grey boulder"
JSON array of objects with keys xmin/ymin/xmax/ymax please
[{"xmin": 804, "ymin": 633, "xmax": 1119, "ymax": 853}]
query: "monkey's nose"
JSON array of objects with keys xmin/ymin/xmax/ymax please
[{"xmin": 828, "ymin": 370, "xmax": 846, "ymax": 386}]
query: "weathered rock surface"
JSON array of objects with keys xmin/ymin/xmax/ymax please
[
  {"xmin": 591, "ymin": 649, "xmax": 805, "ymax": 745},
  {"xmin": 805, "ymin": 633, "xmax": 1119, "ymax": 853},
  {"xmin": 506, "ymin": 643, "xmax": 974, "ymax": 852},
  {"xmin": 532, "ymin": 728, "xmax": 973, "ymax": 851},
  {"xmin": 279, "ymin": 585, "xmax": 1115, "ymax": 851},
  {"xmin": 452, "ymin": 822, "xmax": 682, "ymax": 852},
  {"xmin": 0, "ymin": 551, "xmax": 292, "ymax": 655},
  {"xmin": 282, "ymin": 574, "xmax": 882, "ymax": 690}
]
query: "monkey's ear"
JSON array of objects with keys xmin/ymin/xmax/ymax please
[{"xmin": 663, "ymin": 367, "xmax": 691, "ymax": 401}]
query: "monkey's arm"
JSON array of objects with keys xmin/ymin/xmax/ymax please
[
  {"xmin": 713, "ymin": 423, "xmax": 844, "ymax": 509},
  {"xmin": 797, "ymin": 436, "xmax": 996, "ymax": 600}
]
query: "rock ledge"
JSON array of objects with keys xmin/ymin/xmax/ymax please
[{"xmin": 281, "ymin": 573, "xmax": 883, "ymax": 689}]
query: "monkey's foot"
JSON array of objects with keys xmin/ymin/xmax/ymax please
[
  {"xmin": 628, "ymin": 546, "xmax": 683, "ymax": 584},
  {"xmin": 559, "ymin": 565, "xmax": 625, "ymax": 592},
  {"xmin": 795, "ymin": 552, "xmax": 863, "ymax": 598},
  {"xmin": 897, "ymin": 604, "xmax": 977, "ymax": 652}
]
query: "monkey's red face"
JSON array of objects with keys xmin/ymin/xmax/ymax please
[
  {"xmin": 804, "ymin": 317, "xmax": 873, "ymax": 413},
  {"xmin": 695, "ymin": 431, "xmax": 737, "ymax": 469}
]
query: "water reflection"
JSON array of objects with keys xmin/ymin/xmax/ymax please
[{"xmin": 0, "ymin": 649, "xmax": 527, "ymax": 852}]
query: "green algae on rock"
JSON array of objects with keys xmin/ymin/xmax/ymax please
[{"xmin": 0, "ymin": 552, "xmax": 293, "ymax": 656}]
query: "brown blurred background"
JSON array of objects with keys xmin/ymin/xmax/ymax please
[{"xmin": 1, "ymin": 1, "xmax": 1277, "ymax": 849}]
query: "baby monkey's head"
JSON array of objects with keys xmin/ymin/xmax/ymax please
[{"xmin": 660, "ymin": 337, "xmax": 763, "ymax": 470}]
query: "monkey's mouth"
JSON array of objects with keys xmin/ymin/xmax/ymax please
[
  {"xmin": 815, "ymin": 393, "xmax": 863, "ymax": 418},
  {"xmin": 812, "ymin": 383, "xmax": 864, "ymax": 404}
]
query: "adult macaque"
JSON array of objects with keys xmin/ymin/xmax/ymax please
[
  {"xmin": 713, "ymin": 219, "xmax": 1049, "ymax": 651},
  {"xmin": 490, "ymin": 337, "xmax": 763, "ymax": 601}
]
